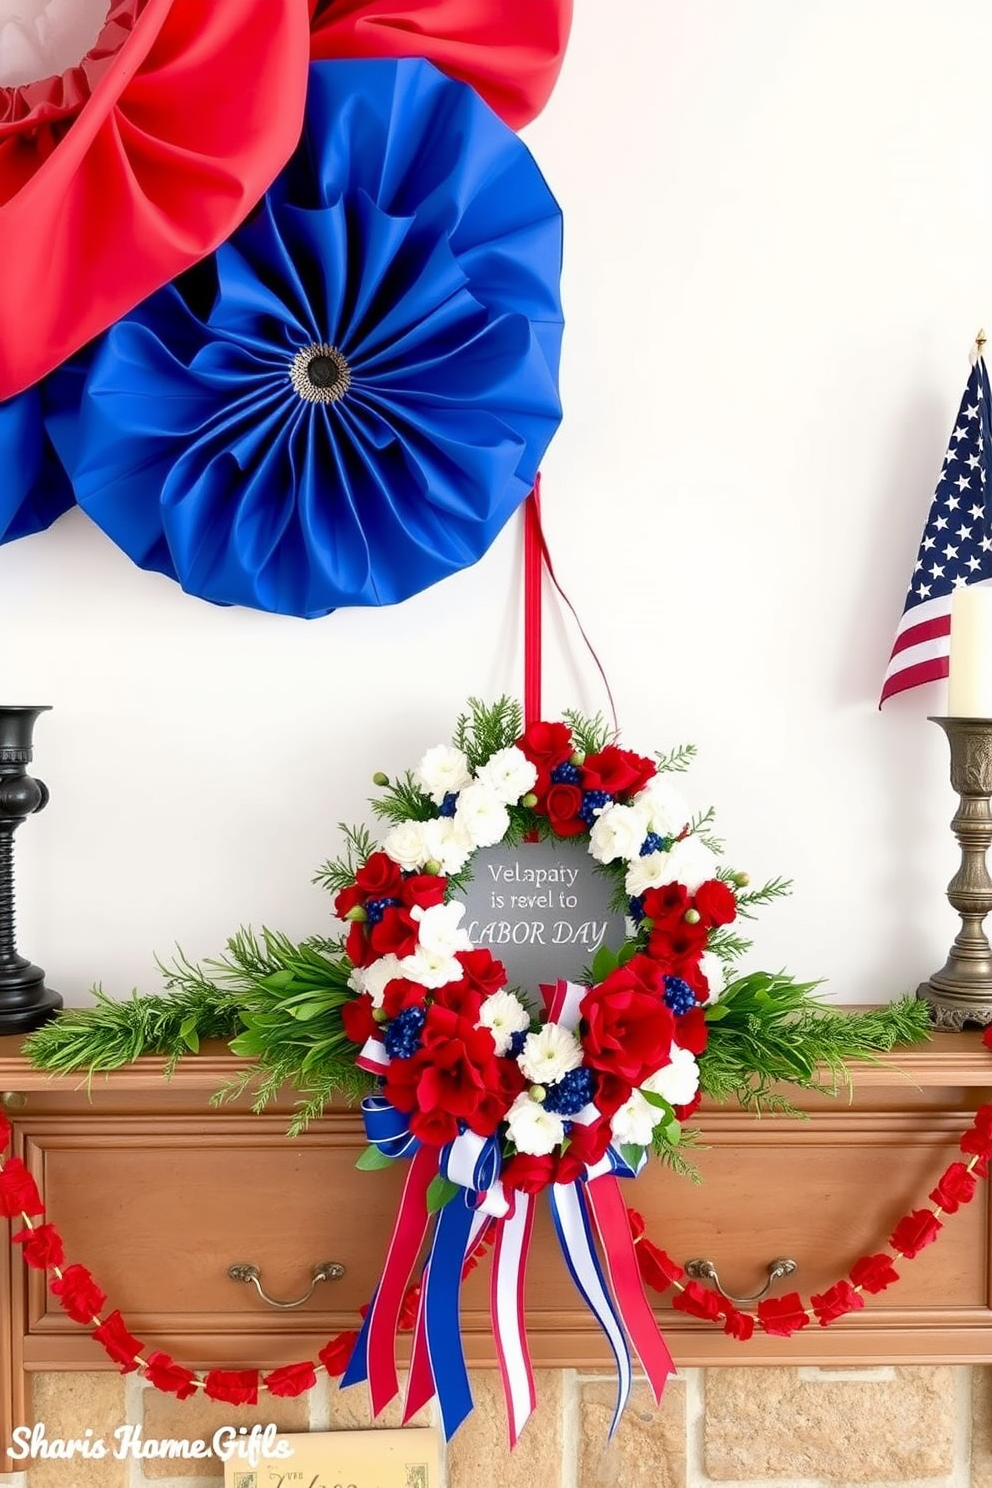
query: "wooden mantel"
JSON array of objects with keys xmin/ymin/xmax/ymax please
[{"xmin": 0, "ymin": 1032, "xmax": 991, "ymax": 1446}]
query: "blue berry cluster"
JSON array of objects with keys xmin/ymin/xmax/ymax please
[
  {"xmin": 579, "ymin": 789, "xmax": 611, "ymax": 825},
  {"xmin": 508, "ymin": 1029, "xmax": 529, "ymax": 1058},
  {"xmin": 663, "ymin": 976, "xmax": 696, "ymax": 1016},
  {"xmin": 550, "ymin": 761, "xmax": 582, "ymax": 784},
  {"xmin": 365, "ymin": 896, "xmax": 401, "ymax": 925},
  {"xmin": 542, "ymin": 1066, "xmax": 597, "ymax": 1115},
  {"xmin": 438, "ymin": 792, "xmax": 459, "ymax": 817},
  {"xmin": 383, "ymin": 1005, "xmax": 426, "ymax": 1059},
  {"xmin": 639, "ymin": 831, "xmax": 669, "ymax": 857},
  {"xmin": 628, "ymin": 894, "xmax": 645, "ymax": 924}
]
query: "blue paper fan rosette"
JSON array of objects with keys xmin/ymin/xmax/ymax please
[{"xmin": 53, "ymin": 58, "xmax": 564, "ymax": 618}]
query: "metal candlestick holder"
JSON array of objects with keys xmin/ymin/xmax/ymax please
[
  {"xmin": 918, "ymin": 716, "xmax": 992, "ymax": 1028},
  {"xmin": 0, "ymin": 706, "xmax": 62, "ymax": 1036}
]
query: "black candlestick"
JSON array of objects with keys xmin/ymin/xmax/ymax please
[{"xmin": 0, "ymin": 707, "xmax": 61, "ymax": 1035}]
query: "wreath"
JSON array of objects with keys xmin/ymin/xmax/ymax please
[{"xmin": 24, "ymin": 697, "xmax": 931, "ymax": 1443}]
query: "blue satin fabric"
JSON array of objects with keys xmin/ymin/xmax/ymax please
[
  {"xmin": 54, "ymin": 59, "xmax": 564, "ymax": 617},
  {"xmin": 0, "ymin": 382, "xmax": 76, "ymax": 543}
]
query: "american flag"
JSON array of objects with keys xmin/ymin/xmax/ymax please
[{"xmin": 880, "ymin": 349, "xmax": 992, "ymax": 704}]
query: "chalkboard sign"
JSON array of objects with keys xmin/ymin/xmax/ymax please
[{"xmin": 456, "ymin": 839, "xmax": 626, "ymax": 998}]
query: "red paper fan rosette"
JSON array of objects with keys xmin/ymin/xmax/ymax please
[
  {"xmin": 308, "ymin": 0, "xmax": 572, "ymax": 129},
  {"xmin": 0, "ymin": 0, "xmax": 311, "ymax": 400}
]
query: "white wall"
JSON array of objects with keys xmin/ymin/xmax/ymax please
[{"xmin": 2, "ymin": 0, "xmax": 989, "ymax": 1008}]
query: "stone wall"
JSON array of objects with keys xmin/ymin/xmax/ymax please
[{"xmin": 0, "ymin": 1365, "xmax": 984, "ymax": 1488}]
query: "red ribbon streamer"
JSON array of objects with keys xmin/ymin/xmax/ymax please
[
  {"xmin": 586, "ymin": 1174, "xmax": 676, "ymax": 1404},
  {"xmin": 366, "ymin": 1145, "xmax": 436, "ymax": 1417}
]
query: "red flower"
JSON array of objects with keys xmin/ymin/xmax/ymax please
[
  {"xmin": 502, "ymin": 1153, "xmax": 557, "ymax": 1194},
  {"xmin": 693, "ymin": 880, "xmax": 737, "ymax": 928},
  {"xmin": 849, "ymin": 1253, "xmax": 900, "ymax": 1294},
  {"xmin": 674, "ymin": 1007, "xmax": 708, "ymax": 1057},
  {"xmin": 0, "ymin": 1111, "xmax": 10, "ymax": 1153},
  {"xmin": 930, "ymin": 1161, "xmax": 978, "ymax": 1214},
  {"xmin": 757, "ymin": 1293, "xmax": 810, "ymax": 1337},
  {"xmin": 626, "ymin": 1207, "xmax": 646, "ymax": 1238},
  {"xmin": 592, "ymin": 1072, "xmax": 634, "ymax": 1119},
  {"xmin": 545, "ymin": 783, "xmax": 585, "ymax": 836},
  {"xmin": 672, "ymin": 1280, "xmax": 722, "ymax": 1323},
  {"xmin": 723, "ymin": 1307, "xmax": 755, "ymax": 1341},
  {"xmin": 12, "ymin": 1223, "xmax": 64, "ymax": 1270},
  {"xmin": 334, "ymin": 883, "xmax": 365, "ymax": 920},
  {"xmin": 355, "ymin": 852, "xmax": 404, "ymax": 898},
  {"xmin": 204, "ymin": 1370, "xmax": 259, "ymax": 1406},
  {"xmin": 674, "ymin": 1093, "xmax": 703, "ymax": 1122},
  {"xmin": 516, "ymin": 721, "xmax": 574, "ymax": 792},
  {"xmin": 92, "ymin": 1311, "xmax": 144, "ymax": 1372},
  {"xmin": 810, "ymin": 1281, "xmax": 865, "ymax": 1326},
  {"xmin": 400, "ymin": 874, "xmax": 448, "ymax": 911},
  {"xmin": 647, "ymin": 920, "xmax": 708, "ymax": 964},
  {"xmin": 582, "ymin": 745, "xmax": 655, "ymax": 798},
  {"xmin": 889, "ymin": 1210, "xmax": 942, "ymax": 1259},
  {"xmin": 408, "ymin": 1107, "xmax": 460, "ymax": 1146},
  {"xmin": 345, "ymin": 921, "xmax": 375, "ymax": 969},
  {"xmin": 264, "ymin": 1362, "xmax": 318, "ymax": 1398},
  {"xmin": 581, "ymin": 957, "xmax": 675, "ymax": 1086},
  {"xmin": 454, "ymin": 949, "xmax": 508, "ymax": 997},
  {"xmin": 961, "ymin": 1106, "xmax": 992, "ymax": 1159},
  {"xmin": 556, "ymin": 1118, "xmax": 614, "ymax": 1184},
  {"xmin": 636, "ymin": 1238, "xmax": 684, "ymax": 1295},
  {"xmin": 642, "ymin": 884, "xmax": 690, "ymax": 927},
  {"xmin": 431, "ymin": 980, "xmax": 486, "ymax": 1022},
  {"xmin": 369, "ymin": 906, "xmax": 419, "ymax": 957},
  {"xmin": 341, "ymin": 993, "xmax": 378, "ymax": 1046},
  {"xmin": 984, "ymin": 1027, "xmax": 992, "ymax": 1052},
  {"xmin": 0, "ymin": 1158, "xmax": 44, "ymax": 1218},
  {"xmin": 382, "ymin": 978, "xmax": 429, "ymax": 1019},
  {"xmin": 319, "ymin": 1332, "xmax": 359, "ymax": 1377},
  {"xmin": 144, "ymin": 1352, "xmax": 198, "ymax": 1400},
  {"xmin": 51, "ymin": 1264, "xmax": 106, "ymax": 1324}
]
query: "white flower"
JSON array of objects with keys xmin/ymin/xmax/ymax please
[
  {"xmin": 382, "ymin": 819, "xmax": 431, "ymax": 872},
  {"xmin": 610, "ymin": 1091, "xmax": 663, "ymax": 1147},
  {"xmin": 623, "ymin": 835, "xmax": 719, "ymax": 898},
  {"xmin": 351, "ymin": 954, "xmax": 404, "ymax": 1008},
  {"xmin": 697, "ymin": 951, "xmax": 726, "ymax": 1004},
  {"xmin": 642, "ymin": 1045, "xmax": 700, "ymax": 1108},
  {"xmin": 454, "ymin": 782, "xmax": 510, "ymax": 849},
  {"xmin": 414, "ymin": 745, "xmax": 473, "ymax": 806},
  {"xmin": 664, "ymin": 836, "xmax": 719, "ymax": 892},
  {"xmin": 633, "ymin": 776, "xmax": 690, "ymax": 838},
  {"xmin": 506, "ymin": 1093, "xmax": 565, "ymax": 1156},
  {"xmin": 477, "ymin": 990, "xmax": 531, "ymax": 1056},
  {"xmin": 399, "ymin": 947, "xmax": 464, "ymax": 989},
  {"xmin": 474, "ymin": 747, "xmax": 538, "ymax": 805},
  {"xmin": 624, "ymin": 851, "xmax": 672, "ymax": 898},
  {"xmin": 421, "ymin": 816, "xmax": 474, "ymax": 875},
  {"xmin": 411, "ymin": 901, "xmax": 473, "ymax": 959},
  {"xmin": 518, "ymin": 1023, "xmax": 583, "ymax": 1085},
  {"xmin": 589, "ymin": 802, "xmax": 650, "ymax": 865}
]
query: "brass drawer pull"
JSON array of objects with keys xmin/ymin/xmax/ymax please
[
  {"xmin": 683, "ymin": 1256, "xmax": 797, "ymax": 1305},
  {"xmin": 227, "ymin": 1261, "xmax": 345, "ymax": 1309}
]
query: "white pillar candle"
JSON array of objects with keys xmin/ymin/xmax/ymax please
[{"xmin": 949, "ymin": 585, "xmax": 992, "ymax": 716}]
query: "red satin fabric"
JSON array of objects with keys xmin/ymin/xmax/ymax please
[
  {"xmin": 0, "ymin": 0, "xmax": 310, "ymax": 399},
  {"xmin": 309, "ymin": 0, "xmax": 572, "ymax": 129}
]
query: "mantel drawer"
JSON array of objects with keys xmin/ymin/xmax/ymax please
[{"xmin": 24, "ymin": 1128, "xmax": 402, "ymax": 1331}]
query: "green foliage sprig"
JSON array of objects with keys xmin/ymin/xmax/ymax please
[{"xmin": 698, "ymin": 973, "xmax": 932, "ymax": 1115}]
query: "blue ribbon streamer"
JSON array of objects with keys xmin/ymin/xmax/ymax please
[
  {"xmin": 439, "ymin": 1131, "xmax": 502, "ymax": 1200},
  {"xmin": 361, "ymin": 1094, "xmax": 421, "ymax": 1159},
  {"xmin": 548, "ymin": 1182, "xmax": 632, "ymax": 1435}
]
